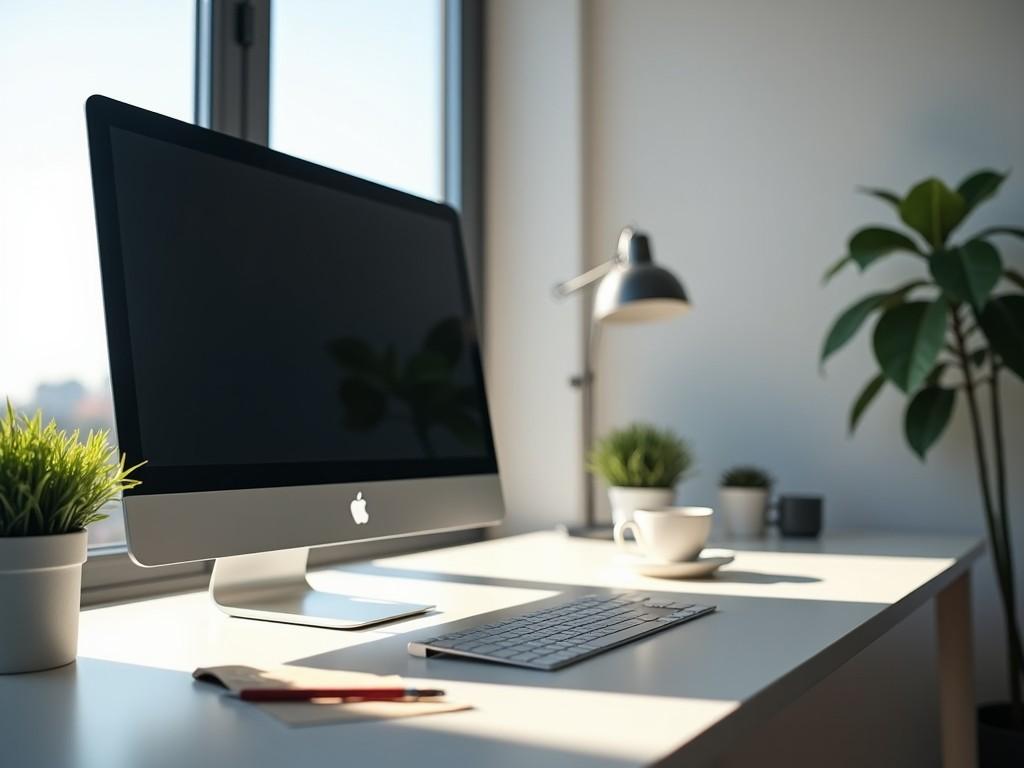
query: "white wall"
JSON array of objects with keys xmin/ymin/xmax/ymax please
[
  {"xmin": 586, "ymin": 0, "xmax": 1024, "ymax": 705},
  {"xmin": 485, "ymin": 0, "xmax": 1024, "ymax": 759},
  {"xmin": 483, "ymin": 0, "xmax": 585, "ymax": 534}
]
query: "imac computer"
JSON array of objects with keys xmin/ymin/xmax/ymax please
[{"xmin": 85, "ymin": 95, "xmax": 504, "ymax": 629}]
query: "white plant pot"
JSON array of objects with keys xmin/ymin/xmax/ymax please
[
  {"xmin": 0, "ymin": 530, "xmax": 87, "ymax": 674},
  {"xmin": 607, "ymin": 487, "xmax": 675, "ymax": 528},
  {"xmin": 719, "ymin": 487, "xmax": 768, "ymax": 538}
]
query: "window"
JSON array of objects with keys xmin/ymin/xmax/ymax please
[
  {"xmin": 271, "ymin": 0, "xmax": 444, "ymax": 200},
  {"xmin": 2, "ymin": 1, "xmax": 477, "ymax": 593},
  {"xmin": 0, "ymin": 0, "xmax": 195, "ymax": 549}
]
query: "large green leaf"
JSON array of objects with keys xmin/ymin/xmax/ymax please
[
  {"xmin": 848, "ymin": 372, "xmax": 886, "ymax": 434},
  {"xmin": 872, "ymin": 299, "xmax": 948, "ymax": 393},
  {"xmin": 980, "ymin": 295, "xmax": 1024, "ymax": 379},
  {"xmin": 822, "ymin": 255, "xmax": 852, "ymax": 283},
  {"xmin": 1004, "ymin": 268, "xmax": 1024, "ymax": 291},
  {"xmin": 847, "ymin": 227, "xmax": 922, "ymax": 270},
  {"xmin": 957, "ymin": 169, "xmax": 1006, "ymax": 213},
  {"xmin": 858, "ymin": 186, "xmax": 901, "ymax": 211},
  {"xmin": 899, "ymin": 178, "xmax": 966, "ymax": 247},
  {"xmin": 929, "ymin": 240, "xmax": 1002, "ymax": 310},
  {"xmin": 820, "ymin": 280, "xmax": 924, "ymax": 366},
  {"xmin": 971, "ymin": 226, "xmax": 1024, "ymax": 241},
  {"xmin": 904, "ymin": 385, "xmax": 956, "ymax": 459},
  {"xmin": 822, "ymin": 295, "xmax": 887, "ymax": 366}
]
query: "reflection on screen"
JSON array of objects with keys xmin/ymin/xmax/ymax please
[{"xmin": 109, "ymin": 127, "xmax": 487, "ymax": 467}]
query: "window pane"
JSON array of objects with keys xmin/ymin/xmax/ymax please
[
  {"xmin": 0, "ymin": 0, "xmax": 195, "ymax": 549},
  {"xmin": 270, "ymin": 0, "xmax": 444, "ymax": 200}
]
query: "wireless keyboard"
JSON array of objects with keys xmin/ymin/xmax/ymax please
[{"xmin": 407, "ymin": 592, "xmax": 715, "ymax": 670}]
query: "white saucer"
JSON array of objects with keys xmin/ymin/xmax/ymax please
[{"xmin": 620, "ymin": 548, "xmax": 735, "ymax": 579}]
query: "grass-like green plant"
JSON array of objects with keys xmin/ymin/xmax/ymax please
[
  {"xmin": 588, "ymin": 423, "xmax": 693, "ymax": 488},
  {"xmin": 821, "ymin": 170, "xmax": 1023, "ymax": 719},
  {"xmin": 720, "ymin": 466, "xmax": 773, "ymax": 489},
  {"xmin": 0, "ymin": 402, "xmax": 142, "ymax": 537}
]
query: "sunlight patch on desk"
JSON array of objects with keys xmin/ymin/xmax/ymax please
[
  {"xmin": 390, "ymin": 680, "xmax": 738, "ymax": 762},
  {"xmin": 79, "ymin": 576, "xmax": 559, "ymax": 672},
  {"xmin": 375, "ymin": 531, "xmax": 960, "ymax": 605},
  {"xmin": 308, "ymin": 570, "xmax": 560, "ymax": 635}
]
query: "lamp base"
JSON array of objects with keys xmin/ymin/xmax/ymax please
[{"xmin": 556, "ymin": 523, "xmax": 615, "ymax": 540}]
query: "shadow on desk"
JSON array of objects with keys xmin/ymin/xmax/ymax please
[
  {"xmin": 1, "ymin": 657, "xmax": 644, "ymax": 768},
  {"xmin": 290, "ymin": 563, "xmax": 885, "ymax": 708}
]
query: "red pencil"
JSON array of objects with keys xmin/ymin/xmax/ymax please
[{"xmin": 239, "ymin": 687, "xmax": 446, "ymax": 703}]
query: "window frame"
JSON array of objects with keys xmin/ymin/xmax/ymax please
[{"xmin": 82, "ymin": 0, "xmax": 485, "ymax": 605}]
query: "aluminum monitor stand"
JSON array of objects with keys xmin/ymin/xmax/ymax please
[{"xmin": 210, "ymin": 547, "xmax": 432, "ymax": 629}]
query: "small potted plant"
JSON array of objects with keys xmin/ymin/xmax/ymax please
[
  {"xmin": 0, "ymin": 403, "xmax": 141, "ymax": 673},
  {"xmin": 588, "ymin": 423, "xmax": 694, "ymax": 526},
  {"xmin": 719, "ymin": 466, "xmax": 773, "ymax": 538}
]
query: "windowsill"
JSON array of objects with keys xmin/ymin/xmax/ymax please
[{"xmin": 81, "ymin": 527, "xmax": 486, "ymax": 607}]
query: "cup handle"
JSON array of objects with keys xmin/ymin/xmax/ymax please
[{"xmin": 613, "ymin": 520, "xmax": 645, "ymax": 552}]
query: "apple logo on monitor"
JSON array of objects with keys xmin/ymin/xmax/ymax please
[{"xmin": 350, "ymin": 492, "xmax": 369, "ymax": 525}]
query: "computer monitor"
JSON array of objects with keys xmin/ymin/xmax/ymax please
[{"xmin": 85, "ymin": 95, "xmax": 504, "ymax": 628}]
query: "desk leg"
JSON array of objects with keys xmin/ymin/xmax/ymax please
[{"xmin": 937, "ymin": 571, "xmax": 976, "ymax": 768}]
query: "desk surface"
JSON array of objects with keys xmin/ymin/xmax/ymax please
[{"xmin": 1, "ymin": 530, "xmax": 981, "ymax": 768}]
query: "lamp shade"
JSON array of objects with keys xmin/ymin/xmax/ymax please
[{"xmin": 592, "ymin": 230, "xmax": 690, "ymax": 323}]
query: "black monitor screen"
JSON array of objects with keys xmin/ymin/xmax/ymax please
[{"xmin": 88, "ymin": 98, "xmax": 496, "ymax": 495}]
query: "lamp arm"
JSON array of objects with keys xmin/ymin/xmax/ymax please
[{"xmin": 552, "ymin": 259, "xmax": 618, "ymax": 298}]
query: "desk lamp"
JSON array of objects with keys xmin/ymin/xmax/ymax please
[{"xmin": 554, "ymin": 226, "xmax": 690, "ymax": 537}]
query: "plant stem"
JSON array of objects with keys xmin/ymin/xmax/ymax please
[
  {"xmin": 954, "ymin": 312, "xmax": 1024, "ymax": 713},
  {"xmin": 990, "ymin": 358, "xmax": 1023, "ymax": 718}
]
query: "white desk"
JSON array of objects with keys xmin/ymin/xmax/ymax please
[{"xmin": 0, "ymin": 530, "xmax": 981, "ymax": 768}]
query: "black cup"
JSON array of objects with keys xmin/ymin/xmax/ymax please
[{"xmin": 777, "ymin": 495, "xmax": 824, "ymax": 538}]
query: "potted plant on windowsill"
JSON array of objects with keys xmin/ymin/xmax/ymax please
[
  {"xmin": 719, "ymin": 466, "xmax": 773, "ymax": 538},
  {"xmin": 820, "ymin": 170, "xmax": 1023, "ymax": 762},
  {"xmin": 0, "ymin": 402, "xmax": 141, "ymax": 674},
  {"xmin": 588, "ymin": 423, "xmax": 694, "ymax": 527}
]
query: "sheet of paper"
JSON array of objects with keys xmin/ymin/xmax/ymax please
[{"xmin": 193, "ymin": 665, "xmax": 470, "ymax": 727}]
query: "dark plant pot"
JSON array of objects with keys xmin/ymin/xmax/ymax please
[{"xmin": 978, "ymin": 703, "xmax": 1024, "ymax": 767}]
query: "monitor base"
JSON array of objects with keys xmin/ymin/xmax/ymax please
[
  {"xmin": 556, "ymin": 523, "xmax": 615, "ymax": 540},
  {"xmin": 210, "ymin": 547, "xmax": 432, "ymax": 629}
]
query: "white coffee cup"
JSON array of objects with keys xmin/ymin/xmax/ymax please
[{"xmin": 613, "ymin": 507, "xmax": 713, "ymax": 563}]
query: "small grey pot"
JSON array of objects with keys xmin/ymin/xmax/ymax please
[{"xmin": 0, "ymin": 530, "xmax": 88, "ymax": 674}]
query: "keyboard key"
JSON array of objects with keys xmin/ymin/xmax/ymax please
[{"xmin": 644, "ymin": 599, "xmax": 693, "ymax": 610}]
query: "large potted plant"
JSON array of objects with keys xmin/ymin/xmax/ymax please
[
  {"xmin": 0, "ymin": 403, "xmax": 141, "ymax": 673},
  {"xmin": 588, "ymin": 423, "xmax": 694, "ymax": 527},
  {"xmin": 820, "ymin": 170, "xmax": 1023, "ymax": 761}
]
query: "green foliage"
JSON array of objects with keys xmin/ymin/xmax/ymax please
[
  {"xmin": 899, "ymin": 178, "xmax": 966, "ymax": 247},
  {"xmin": 0, "ymin": 402, "xmax": 142, "ymax": 537},
  {"xmin": 720, "ymin": 466, "xmax": 773, "ymax": 489},
  {"xmin": 848, "ymin": 372, "xmax": 886, "ymax": 435},
  {"xmin": 981, "ymin": 295, "xmax": 1024, "ymax": 380},
  {"xmin": 820, "ymin": 280, "xmax": 924, "ymax": 365},
  {"xmin": 821, "ymin": 169, "xmax": 1023, "ymax": 459},
  {"xmin": 904, "ymin": 386, "xmax": 956, "ymax": 459},
  {"xmin": 822, "ymin": 171, "xmax": 1024, "ymax": 706},
  {"xmin": 823, "ymin": 228, "xmax": 921, "ymax": 282},
  {"xmin": 930, "ymin": 240, "xmax": 1002, "ymax": 311},
  {"xmin": 588, "ymin": 423, "xmax": 693, "ymax": 489},
  {"xmin": 871, "ymin": 299, "xmax": 948, "ymax": 394}
]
